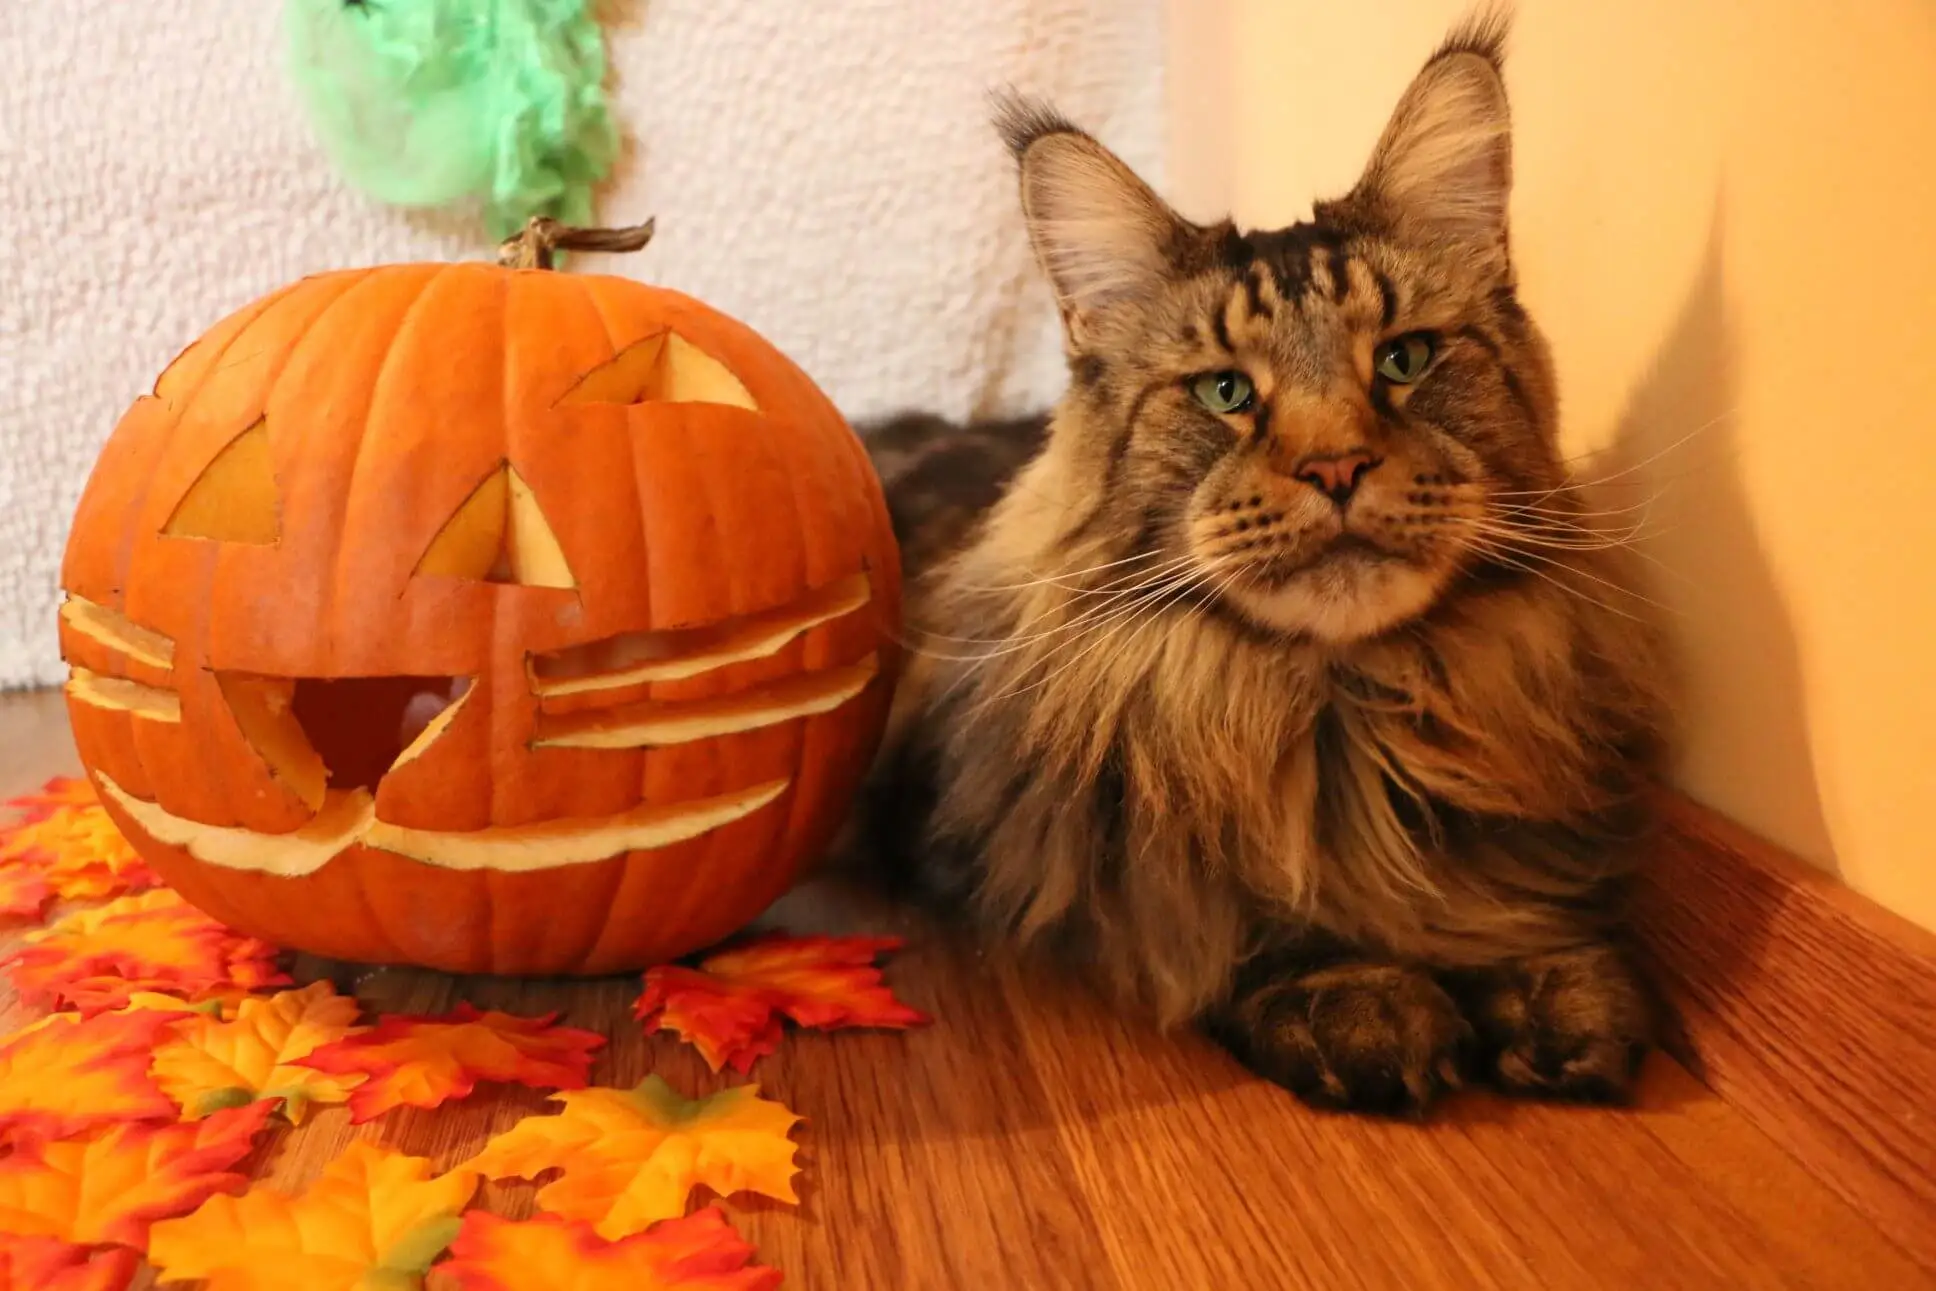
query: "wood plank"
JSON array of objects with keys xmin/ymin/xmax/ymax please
[{"xmin": 1636, "ymin": 792, "xmax": 1936, "ymax": 1274}]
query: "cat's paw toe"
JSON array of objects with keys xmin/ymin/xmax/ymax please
[
  {"xmin": 1453, "ymin": 944, "xmax": 1654, "ymax": 1103},
  {"xmin": 1232, "ymin": 963, "xmax": 1473, "ymax": 1115}
]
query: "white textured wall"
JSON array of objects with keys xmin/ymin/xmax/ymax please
[{"xmin": 0, "ymin": 0, "xmax": 1163, "ymax": 688}]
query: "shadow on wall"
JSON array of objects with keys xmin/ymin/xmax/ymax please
[{"xmin": 1597, "ymin": 194, "xmax": 1836, "ymax": 873}]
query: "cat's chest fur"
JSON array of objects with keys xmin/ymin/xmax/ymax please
[{"xmin": 888, "ymin": 590, "xmax": 1511, "ymax": 1025}]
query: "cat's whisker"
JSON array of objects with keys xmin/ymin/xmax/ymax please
[
  {"xmin": 954, "ymin": 546, "xmax": 1166, "ymax": 595},
  {"xmin": 972, "ymin": 565, "xmax": 1213, "ymax": 709},
  {"xmin": 929, "ymin": 560, "xmax": 1211, "ymax": 694},
  {"xmin": 1464, "ymin": 521, "xmax": 1659, "ymax": 554},
  {"xmin": 899, "ymin": 554, "xmax": 1202, "ymax": 653},
  {"xmin": 1493, "ymin": 494, "xmax": 1661, "ymax": 522},
  {"xmin": 1464, "ymin": 537, "xmax": 1677, "ymax": 620}
]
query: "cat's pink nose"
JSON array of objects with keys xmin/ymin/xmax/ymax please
[{"xmin": 1288, "ymin": 450, "xmax": 1381, "ymax": 505}]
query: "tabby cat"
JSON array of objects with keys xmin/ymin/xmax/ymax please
[{"xmin": 859, "ymin": 14, "xmax": 1669, "ymax": 1114}]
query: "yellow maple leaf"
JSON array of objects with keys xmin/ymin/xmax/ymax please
[
  {"xmin": 0, "ymin": 1102, "xmax": 271, "ymax": 1247},
  {"xmin": 466, "ymin": 1077, "xmax": 800, "ymax": 1239},
  {"xmin": 147, "ymin": 1140, "xmax": 477, "ymax": 1291},
  {"xmin": 151, "ymin": 981, "xmax": 367, "ymax": 1124},
  {"xmin": 0, "ymin": 804, "xmax": 161, "ymax": 902}
]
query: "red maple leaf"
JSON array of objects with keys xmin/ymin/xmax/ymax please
[
  {"xmin": 0, "ymin": 1102, "xmax": 272, "ymax": 1249},
  {"xmin": 635, "ymin": 932, "xmax": 930, "ymax": 1073},
  {"xmin": 0, "ymin": 1235, "xmax": 140, "ymax": 1291},
  {"xmin": 442, "ymin": 1209, "xmax": 783, "ymax": 1291},
  {"xmin": 3, "ymin": 777, "xmax": 99, "ymax": 826},
  {"xmin": 0, "ymin": 866, "xmax": 53, "ymax": 921},
  {"xmin": 0, "ymin": 1008, "xmax": 185, "ymax": 1147},
  {"xmin": 4, "ymin": 890, "xmax": 289, "ymax": 1014},
  {"xmin": 295, "ymin": 1003, "xmax": 606, "ymax": 1123}
]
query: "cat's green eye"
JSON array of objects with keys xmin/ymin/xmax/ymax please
[
  {"xmin": 1373, "ymin": 333, "xmax": 1435, "ymax": 384},
  {"xmin": 1189, "ymin": 370, "xmax": 1255, "ymax": 415}
]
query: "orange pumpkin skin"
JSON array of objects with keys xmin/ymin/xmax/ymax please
[{"xmin": 59, "ymin": 260, "xmax": 901, "ymax": 976}]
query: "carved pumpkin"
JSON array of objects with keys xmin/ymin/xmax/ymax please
[{"xmin": 57, "ymin": 220, "xmax": 901, "ymax": 976}]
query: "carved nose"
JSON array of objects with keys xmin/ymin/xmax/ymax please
[{"xmin": 1290, "ymin": 451, "xmax": 1381, "ymax": 505}]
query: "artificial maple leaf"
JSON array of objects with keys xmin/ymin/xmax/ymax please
[
  {"xmin": 440, "ymin": 1209, "xmax": 782, "ymax": 1291},
  {"xmin": 0, "ymin": 865, "xmax": 52, "ymax": 920},
  {"xmin": 466, "ymin": 1076, "xmax": 800, "ymax": 1239},
  {"xmin": 5, "ymin": 889, "xmax": 289, "ymax": 1014},
  {"xmin": 2, "ymin": 776, "xmax": 99, "ymax": 824},
  {"xmin": 147, "ymin": 1140, "xmax": 475, "ymax": 1291},
  {"xmin": 0, "ymin": 803, "xmax": 162, "ymax": 903},
  {"xmin": 121, "ymin": 990, "xmax": 230, "ymax": 1018},
  {"xmin": 0, "ymin": 1234, "xmax": 141, "ymax": 1291},
  {"xmin": 635, "ymin": 932, "xmax": 930, "ymax": 1072},
  {"xmin": 294, "ymin": 1002, "xmax": 604, "ymax": 1123},
  {"xmin": 0, "ymin": 1008, "xmax": 184, "ymax": 1147},
  {"xmin": 151, "ymin": 981, "xmax": 368, "ymax": 1123},
  {"xmin": 0, "ymin": 1101, "xmax": 271, "ymax": 1248}
]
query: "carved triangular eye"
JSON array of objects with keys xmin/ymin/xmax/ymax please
[
  {"xmin": 559, "ymin": 330, "xmax": 759, "ymax": 411},
  {"xmin": 163, "ymin": 418, "xmax": 281, "ymax": 545},
  {"xmin": 414, "ymin": 463, "xmax": 576, "ymax": 589}
]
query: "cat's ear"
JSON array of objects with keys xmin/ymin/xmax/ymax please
[
  {"xmin": 1345, "ymin": 20, "xmax": 1514, "ymax": 257},
  {"xmin": 994, "ymin": 94, "xmax": 1191, "ymax": 339}
]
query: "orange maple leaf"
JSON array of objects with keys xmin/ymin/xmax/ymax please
[
  {"xmin": 151, "ymin": 980, "xmax": 367, "ymax": 1124},
  {"xmin": 0, "ymin": 804, "xmax": 163, "ymax": 904},
  {"xmin": 465, "ymin": 1076, "xmax": 801, "ymax": 1239},
  {"xmin": 147, "ymin": 1140, "xmax": 476, "ymax": 1291},
  {"xmin": 4, "ymin": 890, "xmax": 289, "ymax": 1014},
  {"xmin": 635, "ymin": 932, "xmax": 931, "ymax": 1072},
  {"xmin": 0, "ymin": 1101, "xmax": 271, "ymax": 1248},
  {"xmin": 3, "ymin": 777, "xmax": 99, "ymax": 825},
  {"xmin": 0, "ymin": 1008, "xmax": 184, "ymax": 1147},
  {"xmin": 0, "ymin": 1235, "xmax": 140, "ymax": 1291},
  {"xmin": 441, "ymin": 1209, "xmax": 783, "ymax": 1291},
  {"xmin": 294, "ymin": 1003, "xmax": 605, "ymax": 1123}
]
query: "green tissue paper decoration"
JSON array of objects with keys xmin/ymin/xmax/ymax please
[{"xmin": 285, "ymin": 0, "xmax": 620, "ymax": 239}]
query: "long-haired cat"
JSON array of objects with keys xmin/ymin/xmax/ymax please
[{"xmin": 860, "ymin": 13, "xmax": 1669, "ymax": 1114}]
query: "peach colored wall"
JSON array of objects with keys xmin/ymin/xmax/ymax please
[{"xmin": 1166, "ymin": 0, "xmax": 1936, "ymax": 931}]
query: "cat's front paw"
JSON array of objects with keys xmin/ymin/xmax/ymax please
[
  {"xmin": 1448, "ymin": 943, "xmax": 1654, "ymax": 1103},
  {"xmin": 1221, "ymin": 963, "xmax": 1473, "ymax": 1115}
]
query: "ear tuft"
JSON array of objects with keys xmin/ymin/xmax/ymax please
[
  {"xmin": 989, "ymin": 89, "xmax": 1082, "ymax": 161},
  {"xmin": 992, "ymin": 92, "xmax": 1191, "ymax": 332},
  {"xmin": 1350, "ymin": 12, "xmax": 1515, "ymax": 254}
]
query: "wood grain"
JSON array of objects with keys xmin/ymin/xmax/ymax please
[
  {"xmin": 1, "ymin": 687, "xmax": 1929, "ymax": 1290},
  {"xmin": 1635, "ymin": 791, "xmax": 1936, "ymax": 1276}
]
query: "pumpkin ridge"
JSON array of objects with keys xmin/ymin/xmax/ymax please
[
  {"xmin": 111, "ymin": 281, "xmax": 330, "ymax": 623},
  {"xmin": 557, "ymin": 270, "xmax": 656, "ymax": 975},
  {"xmin": 269, "ymin": 266, "xmax": 459, "ymax": 960}
]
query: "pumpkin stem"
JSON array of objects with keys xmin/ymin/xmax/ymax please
[{"xmin": 497, "ymin": 216, "xmax": 657, "ymax": 271}]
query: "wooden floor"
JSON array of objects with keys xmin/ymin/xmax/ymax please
[{"xmin": 1, "ymin": 687, "xmax": 1926, "ymax": 1291}]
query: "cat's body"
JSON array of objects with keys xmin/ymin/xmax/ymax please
[{"xmin": 858, "ymin": 17, "xmax": 1670, "ymax": 1113}]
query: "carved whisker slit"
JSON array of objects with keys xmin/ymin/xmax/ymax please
[
  {"xmin": 59, "ymin": 596, "xmax": 177, "ymax": 669},
  {"xmin": 65, "ymin": 667, "xmax": 181, "ymax": 722},
  {"xmin": 529, "ymin": 573, "xmax": 872, "ymax": 695},
  {"xmin": 532, "ymin": 655, "xmax": 880, "ymax": 749}
]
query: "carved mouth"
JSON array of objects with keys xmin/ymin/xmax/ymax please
[
  {"xmin": 60, "ymin": 574, "xmax": 881, "ymax": 849},
  {"xmin": 286, "ymin": 675, "xmax": 468, "ymax": 792}
]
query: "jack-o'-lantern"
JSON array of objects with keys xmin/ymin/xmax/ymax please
[{"xmin": 57, "ymin": 219, "xmax": 901, "ymax": 976}]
